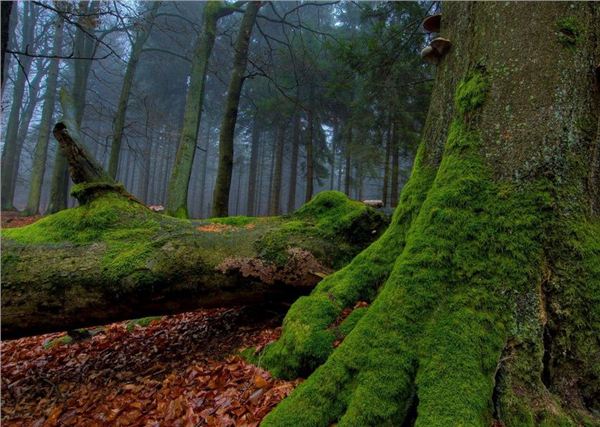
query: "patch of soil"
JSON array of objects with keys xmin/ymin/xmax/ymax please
[
  {"xmin": 1, "ymin": 211, "xmax": 41, "ymax": 229},
  {"xmin": 1, "ymin": 306, "xmax": 299, "ymax": 426}
]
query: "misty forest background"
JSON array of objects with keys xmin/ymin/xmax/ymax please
[{"xmin": 0, "ymin": 0, "xmax": 433, "ymax": 219}]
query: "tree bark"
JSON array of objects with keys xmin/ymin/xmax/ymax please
[
  {"xmin": 1, "ymin": 2, "xmax": 36, "ymax": 210},
  {"xmin": 260, "ymin": 3, "xmax": 600, "ymax": 426},
  {"xmin": 25, "ymin": 14, "xmax": 64, "ymax": 215},
  {"xmin": 212, "ymin": 1, "xmax": 261, "ymax": 217},
  {"xmin": 166, "ymin": 2, "xmax": 234, "ymax": 218},
  {"xmin": 108, "ymin": 2, "xmax": 160, "ymax": 179},
  {"xmin": 287, "ymin": 112, "xmax": 300, "ymax": 213}
]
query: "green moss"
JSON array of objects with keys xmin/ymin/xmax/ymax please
[
  {"xmin": 43, "ymin": 334, "xmax": 73, "ymax": 349},
  {"xmin": 260, "ymin": 152, "xmax": 435, "ymax": 379},
  {"xmin": 256, "ymin": 191, "xmax": 387, "ymax": 268},
  {"xmin": 261, "ymin": 71, "xmax": 554, "ymax": 426},
  {"xmin": 556, "ymin": 17, "xmax": 582, "ymax": 47},
  {"xmin": 125, "ymin": 316, "xmax": 163, "ymax": 332},
  {"xmin": 455, "ymin": 71, "xmax": 489, "ymax": 115}
]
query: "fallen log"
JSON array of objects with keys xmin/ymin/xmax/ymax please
[{"xmin": 1, "ymin": 90, "xmax": 387, "ymax": 338}]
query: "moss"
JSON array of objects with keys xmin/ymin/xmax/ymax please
[
  {"xmin": 43, "ymin": 334, "xmax": 73, "ymax": 349},
  {"xmin": 255, "ymin": 191, "xmax": 387, "ymax": 269},
  {"xmin": 556, "ymin": 17, "xmax": 582, "ymax": 47},
  {"xmin": 125, "ymin": 316, "xmax": 163, "ymax": 332},
  {"xmin": 260, "ymin": 152, "xmax": 435, "ymax": 379},
  {"xmin": 455, "ymin": 71, "xmax": 489, "ymax": 115},
  {"xmin": 261, "ymin": 71, "xmax": 550, "ymax": 426}
]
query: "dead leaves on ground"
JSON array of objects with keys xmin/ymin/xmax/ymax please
[{"xmin": 1, "ymin": 307, "xmax": 299, "ymax": 426}]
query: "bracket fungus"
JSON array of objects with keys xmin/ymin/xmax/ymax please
[
  {"xmin": 430, "ymin": 37, "xmax": 452, "ymax": 56},
  {"xmin": 421, "ymin": 37, "xmax": 452, "ymax": 65},
  {"xmin": 422, "ymin": 14, "xmax": 441, "ymax": 33},
  {"xmin": 421, "ymin": 45, "xmax": 440, "ymax": 65}
]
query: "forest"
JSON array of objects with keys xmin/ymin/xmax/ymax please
[{"xmin": 0, "ymin": 1, "xmax": 599, "ymax": 426}]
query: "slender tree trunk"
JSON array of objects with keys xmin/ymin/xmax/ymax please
[
  {"xmin": 108, "ymin": 2, "xmax": 160, "ymax": 178},
  {"xmin": 287, "ymin": 113, "xmax": 300, "ymax": 213},
  {"xmin": 304, "ymin": 89, "xmax": 315, "ymax": 203},
  {"xmin": 262, "ymin": 3, "xmax": 600, "ymax": 426},
  {"xmin": 266, "ymin": 135, "xmax": 275, "ymax": 216},
  {"xmin": 344, "ymin": 124, "xmax": 352, "ymax": 196},
  {"xmin": 269, "ymin": 120, "xmax": 286, "ymax": 215},
  {"xmin": 246, "ymin": 115, "xmax": 261, "ymax": 215},
  {"xmin": 11, "ymin": 65, "xmax": 44, "ymax": 200},
  {"xmin": 166, "ymin": 3, "xmax": 235, "ymax": 218},
  {"xmin": 1, "ymin": 2, "xmax": 35, "ymax": 210},
  {"xmin": 390, "ymin": 118, "xmax": 400, "ymax": 207},
  {"xmin": 382, "ymin": 116, "xmax": 392, "ymax": 207},
  {"xmin": 212, "ymin": 1, "xmax": 261, "ymax": 217},
  {"xmin": 329, "ymin": 120, "xmax": 338, "ymax": 190},
  {"xmin": 26, "ymin": 15, "xmax": 64, "ymax": 214}
]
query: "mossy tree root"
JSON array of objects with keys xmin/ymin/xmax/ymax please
[{"xmin": 259, "ymin": 72, "xmax": 600, "ymax": 426}]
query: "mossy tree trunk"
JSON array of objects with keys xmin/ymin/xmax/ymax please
[
  {"xmin": 212, "ymin": 1, "xmax": 261, "ymax": 218},
  {"xmin": 166, "ymin": 1, "xmax": 235, "ymax": 218},
  {"xmin": 260, "ymin": 3, "xmax": 600, "ymax": 426}
]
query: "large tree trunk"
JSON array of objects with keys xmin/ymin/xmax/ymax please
[
  {"xmin": 212, "ymin": 1, "xmax": 261, "ymax": 217},
  {"xmin": 107, "ymin": 2, "xmax": 160, "ymax": 179},
  {"xmin": 166, "ymin": 2, "xmax": 234, "ymax": 218},
  {"xmin": 260, "ymin": 3, "xmax": 600, "ymax": 426},
  {"xmin": 25, "ymin": 14, "xmax": 64, "ymax": 215},
  {"xmin": 1, "ymin": 2, "xmax": 36, "ymax": 210}
]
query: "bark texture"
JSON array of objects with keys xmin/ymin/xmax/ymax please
[
  {"xmin": 212, "ymin": 1, "xmax": 261, "ymax": 217},
  {"xmin": 260, "ymin": 3, "xmax": 600, "ymax": 426}
]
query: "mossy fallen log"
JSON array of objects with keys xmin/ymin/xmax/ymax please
[{"xmin": 1, "ymin": 190, "xmax": 387, "ymax": 338}]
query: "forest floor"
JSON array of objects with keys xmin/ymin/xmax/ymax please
[
  {"xmin": 1, "ymin": 211, "xmax": 41, "ymax": 229},
  {"xmin": 0, "ymin": 305, "xmax": 299, "ymax": 426}
]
